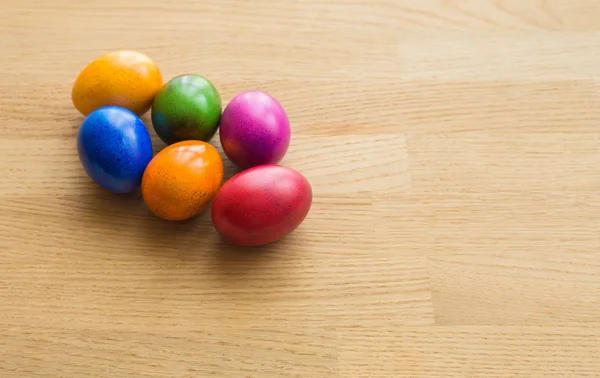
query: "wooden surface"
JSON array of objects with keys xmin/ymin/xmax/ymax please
[{"xmin": 1, "ymin": 0, "xmax": 600, "ymax": 377}]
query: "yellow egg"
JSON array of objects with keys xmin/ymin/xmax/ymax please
[{"xmin": 71, "ymin": 50, "xmax": 163, "ymax": 116}]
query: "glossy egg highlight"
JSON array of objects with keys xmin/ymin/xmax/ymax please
[
  {"xmin": 72, "ymin": 50, "xmax": 163, "ymax": 116},
  {"xmin": 77, "ymin": 106, "xmax": 153, "ymax": 193},
  {"xmin": 211, "ymin": 165, "xmax": 312, "ymax": 247},
  {"xmin": 219, "ymin": 90, "xmax": 291, "ymax": 169},
  {"xmin": 141, "ymin": 141, "xmax": 224, "ymax": 221},
  {"xmin": 151, "ymin": 74, "xmax": 222, "ymax": 145}
]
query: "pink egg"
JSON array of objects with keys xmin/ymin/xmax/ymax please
[{"xmin": 219, "ymin": 90, "xmax": 291, "ymax": 169}]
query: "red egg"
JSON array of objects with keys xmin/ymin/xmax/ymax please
[{"xmin": 211, "ymin": 165, "xmax": 312, "ymax": 247}]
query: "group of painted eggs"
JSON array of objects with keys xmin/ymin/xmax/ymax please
[{"xmin": 72, "ymin": 50, "xmax": 312, "ymax": 247}]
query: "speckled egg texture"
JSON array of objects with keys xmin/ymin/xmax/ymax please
[
  {"xmin": 211, "ymin": 164, "xmax": 312, "ymax": 247},
  {"xmin": 77, "ymin": 106, "xmax": 153, "ymax": 193},
  {"xmin": 151, "ymin": 74, "xmax": 222, "ymax": 145},
  {"xmin": 219, "ymin": 90, "xmax": 291, "ymax": 169},
  {"xmin": 141, "ymin": 140, "xmax": 224, "ymax": 221},
  {"xmin": 72, "ymin": 50, "xmax": 163, "ymax": 116}
]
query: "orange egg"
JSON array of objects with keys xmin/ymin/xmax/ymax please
[
  {"xmin": 72, "ymin": 50, "xmax": 163, "ymax": 116},
  {"xmin": 141, "ymin": 141, "xmax": 224, "ymax": 221}
]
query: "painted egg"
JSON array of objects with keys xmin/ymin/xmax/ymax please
[
  {"xmin": 211, "ymin": 165, "xmax": 312, "ymax": 247},
  {"xmin": 219, "ymin": 90, "xmax": 291, "ymax": 169},
  {"xmin": 141, "ymin": 140, "xmax": 224, "ymax": 221},
  {"xmin": 151, "ymin": 74, "xmax": 222, "ymax": 145},
  {"xmin": 72, "ymin": 50, "xmax": 163, "ymax": 116},
  {"xmin": 77, "ymin": 106, "xmax": 153, "ymax": 193}
]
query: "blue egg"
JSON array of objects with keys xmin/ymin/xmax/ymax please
[{"xmin": 77, "ymin": 106, "xmax": 153, "ymax": 193}]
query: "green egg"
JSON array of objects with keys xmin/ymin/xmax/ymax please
[{"xmin": 151, "ymin": 74, "xmax": 222, "ymax": 145}]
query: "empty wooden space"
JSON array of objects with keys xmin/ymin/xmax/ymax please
[{"xmin": 1, "ymin": 0, "xmax": 600, "ymax": 377}]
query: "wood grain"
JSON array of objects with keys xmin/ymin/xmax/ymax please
[
  {"xmin": 339, "ymin": 326, "xmax": 600, "ymax": 377},
  {"xmin": 1, "ymin": 0, "xmax": 600, "ymax": 376}
]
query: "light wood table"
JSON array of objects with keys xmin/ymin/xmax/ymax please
[{"xmin": 2, "ymin": 1, "xmax": 600, "ymax": 377}]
